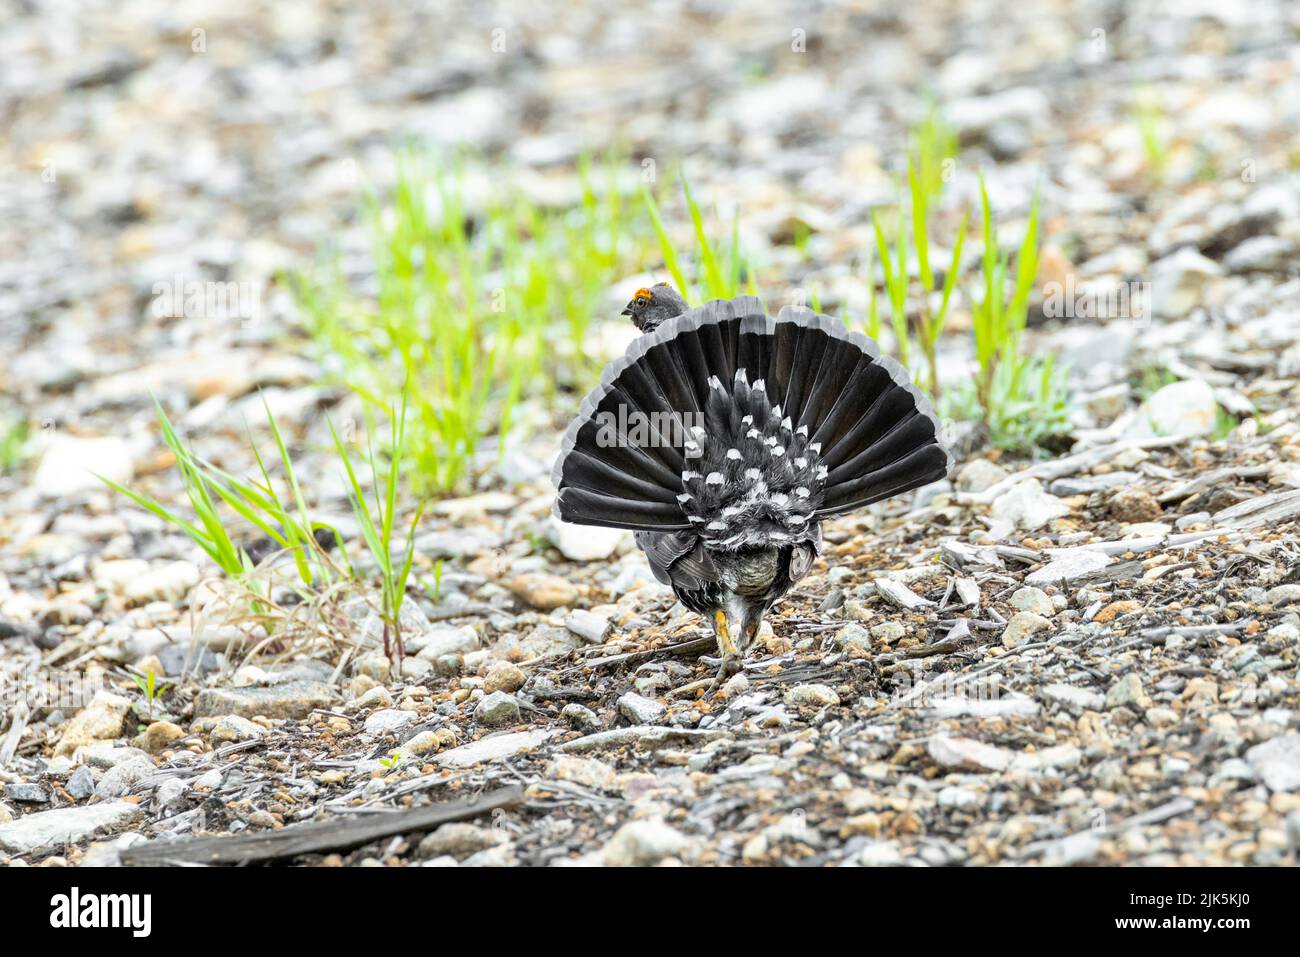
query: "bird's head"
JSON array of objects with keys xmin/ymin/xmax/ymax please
[{"xmin": 622, "ymin": 282, "xmax": 688, "ymax": 332}]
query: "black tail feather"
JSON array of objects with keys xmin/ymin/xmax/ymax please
[{"xmin": 553, "ymin": 297, "xmax": 950, "ymax": 531}]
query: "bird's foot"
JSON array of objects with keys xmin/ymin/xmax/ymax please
[{"xmin": 704, "ymin": 653, "xmax": 742, "ymax": 696}]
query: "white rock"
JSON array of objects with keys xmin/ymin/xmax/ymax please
[
  {"xmin": 210, "ymin": 714, "xmax": 265, "ymax": 743},
  {"xmin": 1130, "ymin": 379, "xmax": 1219, "ymax": 438},
  {"xmin": 564, "ymin": 610, "xmax": 611, "ymax": 644},
  {"xmin": 1149, "ymin": 247, "xmax": 1222, "ymax": 318},
  {"xmin": 94, "ymin": 756, "xmax": 156, "ymax": 799},
  {"xmin": 617, "ymin": 692, "xmax": 666, "ymax": 724},
  {"xmin": 194, "ymin": 769, "xmax": 223, "ymax": 789},
  {"xmin": 1106, "ymin": 674, "xmax": 1151, "ymax": 710},
  {"xmin": 955, "ymin": 459, "xmax": 1009, "ymax": 493},
  {"xmin": 721, "ymin": 672, "xmax": 750, "ymax": 699},
  {"xmin": 1042, "ymin": 831, "xmax": 1102, "ymax": 866},
  {"xmin": 155, "ymin": 778, "xmax": 188, "ymax": 807},
  {"xmin": 92, "ymin": 559, "xmax": 150, "ymax": 593},
  {"xmin": 937, "ymin": 786, "xmax": 979, "ymax": 809},
  {"xmin": 1002, "ymin": 611, "xmax": 1050, "ymax": 648},
  {"xmin": 0, "ymin": 801, "xmax": 143, "ymax": 854},
  {"xmin": 1245, "ymin": 735, "xmax": 1300, "ymax": 792},
  {"xmin": 991, "ymin": 479, "xmax": 1069, "ymax": 530},
  {"xmin": 412, "ymin": 625, "xmax": 480, "ymax": 660},
  {"xmin": 435, "ymin": 730, "xmax": 554, "ymax": 768},
  {"xmin": 123, "ymin": 561, "xmax": 200, "ymax": 603},
  {"xmin": 928, "ymin": 696, "xmax": 1039, "ymax": 718},
  {"xmin": 857, "ymin": 840, "xmax": 905, "ymax": 866},
  {"xmin": 1009, "ymin": 586, "xmax": 1054, "ymax": 617},
  {"xmin": 363, "ymin": 709, "xmax": 418, "ymax": 736},
  {"xmin": 601, "ymin": 819, "xmax": 694, "ymax": 866},
  {"xmin": 32, "ymin": 436, "xmax": 133, "ymax": 498},
  {"xmin": 548, "ymin": 518, "xmax": 629, "ymax": 562},
  {"xmin": 1026, "ymin": 547, "xmax": 1113, "ymax": 586},
  {"xmin": 873, "ymin": 578, "xmax": 936, "ymax": 610},
  {"xmin": 1042, "ymin": 683, "xmax": 1105, "ymax": 713},
  {"xmin": 1224, "ymin": 235, "xmax": 1294, "ymax": 274},
  {"xmin": 783, "ymin": 684, "xmax": 841, "ymax": 708},
  {"xmin": 475, "ymin": 692, "xmax": 521, "ymax": 727},
  {"xmin": 547, "ymin": 755, "xmax": 616, "ymax": 791},
  {"xmin": 927, "ymin": 735, "xmax": 1012, "ymax": 772}
]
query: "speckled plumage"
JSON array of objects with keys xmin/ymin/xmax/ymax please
[{"xmin": 554, "ymin": 292, "xmax": 950, "ymax": 684}]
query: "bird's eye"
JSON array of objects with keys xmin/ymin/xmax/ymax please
[{"xmin": 636, "ymin": 297, "xmax": 647, "ymax": 306}]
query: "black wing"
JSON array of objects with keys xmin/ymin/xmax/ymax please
[{"xmin": 635, "ymin": 530, "xmax": 725, "ymax": 615}]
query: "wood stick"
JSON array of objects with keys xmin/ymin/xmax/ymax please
[{"xmin": 120, "ymin": 786, "xmax": 523, "ymax": 866}]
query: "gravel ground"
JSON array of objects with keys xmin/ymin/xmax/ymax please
[{"xmin": 2, "ymin": 0, "xmax": 1300, "ymax": 866}]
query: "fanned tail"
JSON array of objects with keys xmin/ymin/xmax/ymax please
[{"xmin": 553, "ymin": 298, "xmax": 950, "ymax": 531}]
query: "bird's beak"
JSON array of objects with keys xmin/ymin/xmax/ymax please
[{"xmin": 620, "ymin": 303, "xmax": 634, "ymax": 316}]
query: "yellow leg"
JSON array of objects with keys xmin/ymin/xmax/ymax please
[
  {"xmin": 713, "ymin": 610, "xmax": 739, "ymax": 657},
  {"xmin": 708, "ymin": 610, "xmax": 742, "ymax": 695}
]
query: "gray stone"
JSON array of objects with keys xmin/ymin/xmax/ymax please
[
  {"xmin": 4, "ymin": 783, "xmax": 49, "ymax": 804},
  {"xmin": 66, "ymin": 766, "xmax": 95, "ymax": 800},
  {"xmin": 0, "ymin": 801, "xmax": 143, "ymax": 854},
  {"xmin": 869, "ymin": 621, "xmax": 906, "ymax": 643},
  {"xmin": 955, "ymin": 459, "xmax": 1008, "ymax": 493},
  {"xmin": 1042, "ymin": 683, "xmax": 1105, "ymax": 713},
  {"xmin": 834, "ymin": 622, "xmax": 872, "ymax": 647},
  {"xmin": 210, "ymin": 714, "xmax": 265, "ymax": 743},
  {"xmin": 1245, "ymin": 735, "xmax": 1300, "ymax": 792},
  {"xmin": 1265, "ymin": 585, "xmax": 1300, "ymax": 608},
  {"xmin": 1149, "ymin": 247, "xmax": 1221, "ymax": 318},
  {"xmin": 783, "ymin": 684, "xmax": 840, "ymax": 708},
  {"xmin": 418, "ymin": 822, "xmax": 504, "ymax": 859},
  {"xmin": 561, "ymin": 703, "xmax": 602, "ymax": 731},
  {"xmin": 94, "ymin": 755, "xmax": 156, "ymax": 799},
  {"xmin": 1009, "ymin": 587, "xmax": 1055, "ymax": 617},
  {"xmin": 618, "ymin": 692, "xmax": 666, "ymax": 724},
  {"xmin": 548, "ymin": 518, "xmax": 628, "ymax": 561},
  {"xmin": 1106, "ymin": 674, "xmax": 1151, "ymax": 711},
  {"xmin": 1025, "ymin": 548, "xmax": 1113, "ymax": 586},
  {"xmin": 124, "ymin": 560, "xmax": 200, "ymax": 603},
  {"xmin": 1224, "ymin": 235, "xmax": 1294, "ymax": 273},
  {"xmin": 193, "ymin": 680, "xmax": 337, "ymax": 720},
  {"xmin": 1130, "ymin": 379, "xmax": 1218, "ymax": 438},
  {"xmin": 1001, "ymin": 612, "xmax": 1050, "ymax": 648},
  {"xmin": 411, "ymin": 625, "xmax": 480, "ymax": 660},
  {"xmin": 435, "ymin": 729, "xmax": 554, "ymax": 768},
  {"xmin": 1175, "ymin": 511, "xmax": 1212, "ymax": 530},
  {"xmin": 928, "ymin": 735, "xmax": 1011, "ymax": 772},
  {"xmin": 991, "ymin": 479, "xmax": 1069, "ymax": 530},
  {"xmin": 1048, "ymin": 472, "xmax": 1138, "ymax": 496},
  {"xmin": 474, "ymin": 691, "xmax": 521, "ymax": 727},
  {"xmin": 564, "ymin": 609, "xmax": 612, "ymax": 644},
  {"xmin": 155, "ymin": 778, "xmax": 188, "ymax": 807},
  {"xmin": 601, "ymin": 819, "xmax": 694, "ymax": 866},
  {"xmin": 363, "ymin": 709, "xmax": 418, "ymax": 736}
]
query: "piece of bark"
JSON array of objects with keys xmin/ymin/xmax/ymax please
[{"xmin": 121, "ymin": 786, "xmax": 523, "ymax": 866}]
